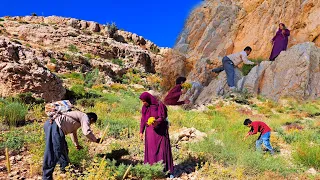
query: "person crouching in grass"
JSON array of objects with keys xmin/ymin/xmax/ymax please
[{"xmin": 243, "ymin": 118, "xmax": 275, "ymax": 155}]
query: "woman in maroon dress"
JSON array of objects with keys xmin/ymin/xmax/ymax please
[
  {"xmin": 269, "ymin": 23, "xmax": 290, "ymax": 61},
  {"xmin": 164, "ymin": 77, "xmax": 189, "ymax": 105},
  {"xmin": 139, "ymin": 92, "xmax": 174, "ymax": 176}
]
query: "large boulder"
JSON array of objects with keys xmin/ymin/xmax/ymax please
[
  {"xmin": 244, "ymin": 42, "xmax": 320, "ymax": 101},
  {"xmin": 0, "ymin": 37, "xmax": 65, "ymax": 102},
  {"xmin": 195, "ymin": 68, "xmax": 243, "ymax": 105}
]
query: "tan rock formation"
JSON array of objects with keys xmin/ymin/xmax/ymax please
[{"xmin": 0, "ymin": 37, "xmax": 65, "ymax": 102}]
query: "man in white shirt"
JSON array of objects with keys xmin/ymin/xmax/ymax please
[
  {"xmin": 212, "ymin": 46, "xmax": 254, "ymax": 91},
  {"xmin": 42, "ymin": 111, "xmax": 101, "ymax": 180}
]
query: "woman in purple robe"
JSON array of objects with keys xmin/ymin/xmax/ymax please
[
  {"xmin": 164, "ymin": 77, "xmax": 189, "ymax": 105},
  {"xmin": 139, "ymin": 92, "xmax": 174, "ymax": 176},
  {"xmin": 269, "ymin": 23, "xmax": 290, "ymax": 61}
]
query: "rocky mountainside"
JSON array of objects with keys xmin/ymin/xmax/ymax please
[
  {"xmin": 0, "ymin": 16, "xmax": 168, "ymax": 101},
  {"xmin": 174, "ymin": 0, "xmax": 320, "ymax": 86}
]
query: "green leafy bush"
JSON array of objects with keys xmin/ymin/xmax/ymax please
[
  {"xmin": 0, "ymin": 132, "xmax": 24, "ymax": 151},
  {"xmin": 70, "ymin": 85, "xmax": 86, "ymax": 99}
]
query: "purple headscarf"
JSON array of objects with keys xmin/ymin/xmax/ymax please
[{"xmin": 140, "ymin": 92, "xmax": 159, "ymax": 106}]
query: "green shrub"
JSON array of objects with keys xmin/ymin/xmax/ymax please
[
  {"xmin": 84, "ymin": 53, "xmax": 94, "ymax": 60},
  {"xmin": 0, "ymin": 132, "xmax": 24, "ymax": 151},
  {"xmin": 241, "ymin": 58, "xmax": 264, "ymax": 76},
  {"xmin": 112, "ymin": 58, "xmax": 123, "ymax": 66},
  {"xmin": 68, "ymin": 44, "xmax": 78, "ymax": 53},
  {"xmin": 50, "ymin": 58, "xmax": 57, "ymax": 64},
  {"xmin": 84, "ymin": 68, "xmax": 99, "ymax": 88},
  {"xmin": 26, "ymin": 43, "xmax": 32, "ymax": 48},
  {"xmin": 0, "ymin": 101, "xmax": 28, "ymax": 127},
  {"xmin": 66, "ymin": 137, "xmax": 90, "ymax": 166},
  {"xmin": 60, "ymin": 72, "xmax": 84, "ymax": 80},
  {"xmin": 63, "ymin": 53, "xmax": 73, "ymax": 61},
  {"xmin": 106, "ymin": 22, "xmax": 118, "ymax": 38},
  {"xmin": 17, "ymin": 92, "xmax": 44, "ymax": 104},
  {"xmin": 70, "ymin": 85, "xmax": 86, "ymax": 99},
  {"xmin": 0, "ymin": 18, "xmax": 4, "ymax": 21},
  {"xmin": 131, "ymin": 162, "xmax": 166, "ymax": 179},
  {"xmin": 77, "ymin": 98, "xmax": 97, "ymax": 107},
  {"xmin": 31, "ymin": 13, "xmax": 37, "ymax": 16},
  {"xmin": 150, "ymin": 46, "xmax": 160, "ymax": 54}
]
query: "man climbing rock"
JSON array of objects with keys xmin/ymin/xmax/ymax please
[
  {"xmin": 212, "ymin": 46, "xmax": 255, "ymax": 91},
  {"xmin": 42, "ymin": 111, "xmax": 101, "ymax": 180},
  {"xmin": 243, "ymin": 119, "xmax": 275, "ymax": 155}
]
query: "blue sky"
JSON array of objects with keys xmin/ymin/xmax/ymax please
[{"xmin": 0, "ymin": 0, "xmax": 202, "ymax": 47}]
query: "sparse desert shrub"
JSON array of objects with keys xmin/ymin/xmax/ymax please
[
  {"xmin": 84, "ymin": 53, "xmax": 94, "ymax": 60},
  {"xmin": 50, "ymin": 58, "xmax": 57, "ymax": 64},
  {"xmin": 0, "ymin": 18, "xmax": 4, "ymax": 21},
  {"xmin": 26, "ymin": 43, "xmax": 31, "ymax": 48},
  {"xmin": 150, "ymin": 45, "xmax": 160, "ymax": 54},
  {"xmin": 106, "ymin": 22, "xmax": 118, "ymax": 38},
  {"xmin": 84, "ymin": 68, "xmax": 99, "ymax": 88},
  {"xmin": 68, "ymin": 44, "xmax": 78, "ymax": 53},
  {"xmin": 112, "ymin": 58, "xmax": 123, "ymax": 66},
  {"xmin": 63, "ymin": 53, "xmax": 74, "ymax": 61},
  {"xmin": 0, "ymin": 100, "xmax": 28, "ymax": 127}
]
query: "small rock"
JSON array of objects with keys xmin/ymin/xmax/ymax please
[
  {"xmin": 181, "ymin": 136, "xmax": 189, "ymax": 141},
  {"xmin": 16, "ymin": 155, "xmax": 23, "ymax": 161},
  {"xmin": 306, "ymin": 168, "xmax": 317, "ymax": 175},
  {"xmin": 0, "ymin": 155, "xmax": 5, "ymax": 161},
  {"xmin": 0, "ymin": 166, "xmax": 7, "ymax": 172},
  {"xmin": 10, "ymin": 156, "xmax": 15, "ymax": 161},
  {"xmin": 8, "ymin": 170, "xmax": 19, "ymax": 177}
]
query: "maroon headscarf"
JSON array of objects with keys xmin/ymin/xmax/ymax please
[{"xmin": 140, "ymin": 92, "xmax": 159, "ymax": 106}]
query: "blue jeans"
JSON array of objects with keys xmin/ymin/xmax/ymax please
[
  {"xmin": 256, "ymin": 132, "xmax": 273, "ymax": 153},
  {"xmin": 42, "ymin": 120, "xmax": 69, "ymax": 180},
  {"xmin": 222, "ymin": 56, "xmax": 235, "ymax": 87}
]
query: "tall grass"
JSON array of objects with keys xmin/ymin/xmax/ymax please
[{"xmin": 0, "ymin": 100, "xmax": 28, "ymax": 127}]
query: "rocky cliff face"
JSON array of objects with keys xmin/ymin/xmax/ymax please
[
  {"xmin": 196, "ymin": 42, "xmax": 320, "ymax": 104},
  {"xmin": 175, "ymin": 0, "xmax": 320, "ymax": 85},
  {"xmin": 0, "ymin": 37, "xmax": 65, "ymax": 102},
  {"xmin": 0, "ymin": 16, "xmax": 167, "ymax": 101}
]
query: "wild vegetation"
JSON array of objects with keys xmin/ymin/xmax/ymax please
[{"xmin": 0, "ymin": 69, "xmax": 319, "ymax": 179}]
